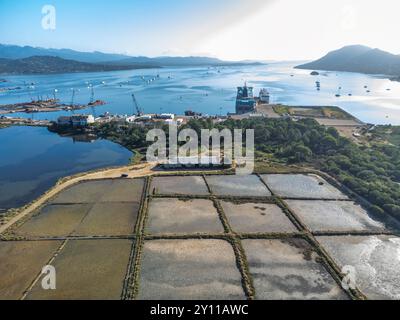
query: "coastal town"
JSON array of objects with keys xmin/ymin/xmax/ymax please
[{"xmin": 0, "ymin": 83, "xmax": 366, "ymax": 143}]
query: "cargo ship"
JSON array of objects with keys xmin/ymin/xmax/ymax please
[
  {"xmin": 259, "ymin": 88, "xmax": 270, "ymax": 104},
  {"xmin": 235, "ymin": 83, "xmax": 256, "ymax": 114}
]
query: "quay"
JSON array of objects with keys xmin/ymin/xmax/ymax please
[{"xmin": 0, "ymin": 116, "xmax": 51, "ymax": 127}]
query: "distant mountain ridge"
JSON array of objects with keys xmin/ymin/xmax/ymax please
[
  {"xmin": 0, "ymin": 44, "xmax": 262, "ymax": 68},
  {"xmin": 0, "ymin": 44, "xmax": 131, "ymax": 63},
  {"xmin": 0, "ymin": 56, "xmax": 156, "ymax": 75},
  {"xmin": 109, "ymin": 56, "xmax": 260, "ymax": 67},
  {"xmin": 296, "ymin": 45, "xmax": 400, "ymax": 77}
]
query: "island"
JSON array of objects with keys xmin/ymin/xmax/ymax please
[
  {"xmin": 0, "ymin": 56, "xmax": 157, "ymax": 75},
  {"xmin": 296, "ymin": 45, "xmax": 400, "ymax": 80}
]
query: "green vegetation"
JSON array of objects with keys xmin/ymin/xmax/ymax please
[
  {"xmin": 94, "ymin": 122, "xmax": 155, "ymax": 163},
  {"xmin": 296, "ymin": 45, "xmax": 400, "ymax": 77},
  {"xmin": 0, "ymin": 56, "xmax": 155, "ymax": 75},
  {"xmin": 94, "ymin": 118, "xmax": 400, "ymax": 221},
  {"xmin": 95, "ymin": 122, "xmax": 150, "ymax": 149},
  {"xmin": 272, "ymin": 105, "xmax": 291, "ymax": 115},
  {"xmin": 272, "ymin": 105, "xmax": 354, "ymax": 120},
  {"xmin": 369, "ymin": 125, "xmax": 400, "ymax": 146},
  {"xmin": 321, "ymin": 106, "xmax": 355, "ymax": 120}
]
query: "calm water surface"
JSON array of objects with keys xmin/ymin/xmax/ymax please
[
  {"xmin": 1, "ymin": 62, "xmax": 400, "ymax": 124},
  {"xmin": 0, "ymin": 126, "xmax": 132, "ymax": 210}
]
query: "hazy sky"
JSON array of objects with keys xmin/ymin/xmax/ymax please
[{"xmin": 0, "ymin": 0, "xmax": 399, "ymax": 60}]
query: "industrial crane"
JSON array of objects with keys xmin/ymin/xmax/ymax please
[
  {"xmin": 89, "ymin": 85, "xmax": 96, "ymax": 117},
  {"xmin": 89, "ymin": 86, "xmax": 94, "ymax": 104},
  {"xmin": 132, "ymin": 93, "xmax": 143, "ymax": 116},
  {"xmin": 70, "ymin": 88, "xmax": 76, "ymax": 106}
]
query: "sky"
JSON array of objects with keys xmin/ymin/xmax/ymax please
[{"xmin": 0, "ymin": 0, "xmax": 399, "ymax": 61}]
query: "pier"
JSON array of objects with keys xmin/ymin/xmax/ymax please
[
  {"xmin": 0, "ymin": 99, "xmax": 106, "ymax": 115},
  {"xmin": 0, "ymin": 116, "xmax": 51, "ymax": 127}
]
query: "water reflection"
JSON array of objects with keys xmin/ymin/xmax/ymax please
[{"xmin": 0, "ymin": 126, "xmax": 132, "ymax": 210}]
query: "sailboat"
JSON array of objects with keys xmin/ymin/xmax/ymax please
[{"xmin": 335, "ymin": 87, "xmax": 341, "ymax": 97}]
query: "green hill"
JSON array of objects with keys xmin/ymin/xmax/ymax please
[{"xmin": 296, "ymin": 45, "xmax": 400, "ymax": 77}]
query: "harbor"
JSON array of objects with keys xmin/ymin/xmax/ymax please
[
  {"xmin": 1, "ymin": 63, "xmax": 400, "ymax": 124},
  {"xmin": 0, "ymin": 116, "xmax": 51, "ymax": 127},
  {"xmin": 0, "ymin": 98, "xmax": 106, "ymax": 115},
  {"xmin": 0, "ymin": 81, "xmax": 366, "ymax": 142}
]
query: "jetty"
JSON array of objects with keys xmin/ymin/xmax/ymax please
[
  {"xmin": 0, "ymin": 116, "xmax": 51, "ymax": 127},
  {"xmin": 0, "ymin": 98, "xmax": 106, "ymax": 115}
]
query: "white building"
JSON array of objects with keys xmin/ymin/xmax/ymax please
[
  {"xmin": 125, "ymin": 116, "xmax": 136, "ymax": 123},
  {"xmin": 71, "ymin": 115, "xmax": 95, "ymax": 127},
  {"xmin": 58, "ymin": 114, "xmax": 95, "ymax": 127}
]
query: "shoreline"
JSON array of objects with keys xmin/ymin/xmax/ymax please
[
  {"xmin": 294, "ymin": 65, "xmax": 400, "ymax": 83},
  {"xmin": 0, "ymin": 162, "xmax": 157, "ymax": 234},
  {"xmin": 0, "ymin": 99, "xmax": 106, "ymax": 115},
  {"xmin": 0, "ymin": 162, "xmax": 237, "ymax": 235}
]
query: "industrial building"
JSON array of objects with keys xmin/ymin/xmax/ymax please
[{"xmin": 57, "ymin": 114, "xmax": 95, "ymax": 127}]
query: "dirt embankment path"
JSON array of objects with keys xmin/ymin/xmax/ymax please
[{"xmin": 0, "ymin": 162, "xmax": 157, "ymax": 234}]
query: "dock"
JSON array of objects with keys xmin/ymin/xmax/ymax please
[
  {"xmin": 0, "ymin": 116, "xmax": 51, "ymax": 127},
  {"xmin": 0, "ymin": 99, "xmax": 106, "ymax": 115}
]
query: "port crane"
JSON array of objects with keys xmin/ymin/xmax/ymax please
[
  {"xmin": 70, "ymin": 88, "xmax": 76, "ymax": 106},
  {"xmin": 131, "ymin": 93, "xmax": 143, "ymax": 116},
  {"xmin": 69, "ymin": 88, "xmax": 77, "ymax": 114},
  {"xmin": 89, "ymin": 85, "xmax": 95, "ymax": 104},
  {"xmin": 88, "ymin": 85, "xmax": 97, "ymax": 117}
]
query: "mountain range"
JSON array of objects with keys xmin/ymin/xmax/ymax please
[
  {"xmin": 107, "ymin": 56, "xmax": 261, "ymax": 67},
  {"xmin": 0, "ymin": 44, "xmax": 131, "ymax": 63},
  {"xmin": 0, "ymin": 44, "xmax": 260, "ymax": 74},
  {"xmin": 0, "ymin": 56, "xmax": 158, "ymax": 75},
  {"xmin": 296, "ymin": 45, "xmax": 400, "ymax": 78}
]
